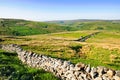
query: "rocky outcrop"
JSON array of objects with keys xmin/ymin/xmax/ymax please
[{"xmin": 0, "ymin": 44, "xmax": 120, "ymax": 80}]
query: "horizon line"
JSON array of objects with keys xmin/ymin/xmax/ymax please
[{"xmin": 0, "ymin": 17, "xmax": 120, "ymax": 22}]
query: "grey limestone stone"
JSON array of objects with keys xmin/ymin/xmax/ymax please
[{"xmin": 1, "ymin": 44, "xmax": 120, "ymax": 80}]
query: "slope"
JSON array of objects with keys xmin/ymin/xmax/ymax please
[
  {"xmin": 48, "ymin": 20, "xmax": 120, "ymax": 31},
  {"xmin": 0, "ymin": 18, "xmax": 75, "ymax": 36}
]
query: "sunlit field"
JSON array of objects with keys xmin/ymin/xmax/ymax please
[{"xmin": 1, "ymin": 30, "xmax": 120, "ymax": 70}]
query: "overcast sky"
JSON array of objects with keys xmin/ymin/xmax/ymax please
[{"xmin": 0, "ymin": 0, "xmax": 120, "ymax": 21}]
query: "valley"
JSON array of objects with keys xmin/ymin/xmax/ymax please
[{"xmin": 0, "ymin": 19, "xmax": 120, "ymax": 80}]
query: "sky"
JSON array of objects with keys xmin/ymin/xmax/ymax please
[{"xmin": 0, "ymin": 0, "xmax": 120, "ymax": 21}]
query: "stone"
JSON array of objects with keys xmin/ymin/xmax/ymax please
[
  {"xmin": 90, "ymin": 67, "xmax": 98, "ymax": 79},
  {"xmin": 78, "ymin": 76, "xmax": 84, "ymax": 80},
  {"xmin": 74, "ymin": 71, "xmax": 80, "ymax": 77},
  {"xmin": 71, "ymin": 77, "xmax": 77, "ymax": 80},
  {"xmin": 86, "ymin": 64, "xmax": 91, "ymax": 73},
  {"xmin": 116, "ymin": 71, "xmax": 120, "ymax": 77},
  {"xmin": 91, "ymin": 67, "xmax": 97, "ymax": 72},
  {"xmin": 107, "ymin": 69, "xmax": 115, "ymax": 78},
  {"xmin": 97, "ymin": 66, "xmax": 105, "ymax": 76},
  {"xmin": 81, "ymin": 73, "xmax": 87, "ymax": 79},
  {"xmin": 103, "ymin": 67, "xmax": 109, "ymax": 73},
  {"xmin": 86, "ymin": 73, "xmax": 92, "ymax": 80},
  {"xmin": 66, "ymin": 73, "xmax": 74, "ymax": 79},
  {"xmin": 113, "ymin": 76, "xmax": 120, "ymax": 80},
  {"xmin": 90, "ymin": 70, "xmax": 98, "ymax": 79},
  {"xmin": 75, "ymin": 62, "xmax": 85, "ymax": 71},
  {"xmin": 102, "ymin": 75, "xmax": 109, "ymax": 80},
  {"xmin": 64, "ymin": 61, "xmax": 71, "ymax": 66},
  {"xmin": 1, "ymin": 44, "xmax": 120, "ymax": 80},
  {"xmin": 94, "ymin": 77, "xmax": 103, "ymax": 80},
  {"xmin": 93, "ymin": 72, "xmax": 99, "ymax": 78},
  {"xmin": 70, "ymin": 64, "xmax": 75, "ymax": 70}
]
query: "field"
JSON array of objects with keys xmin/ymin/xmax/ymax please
[
  {"xmin": 0, "ymin": 19, "xmax": 75, "ymax": 36},
  {"xmin": 0, "ymin": 19, "xmax": 120, "ymax": 79},
  {"xmin": 1, "ymin": 30, "xmax": 120, "ymax": 70},
  {"xmin": 48, "ymin": 20, "xmax": 120, "ymax": 31},
  {"xmin": 1, "ymin": 19, "xmax": 120, "ymax": 36},
  {"xmin": 0, "ymin": 49, "xmax": 59, "ymax": 80}
]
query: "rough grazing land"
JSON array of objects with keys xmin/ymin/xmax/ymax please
[
  {"xmin": 75, "ymin": 32, "xmax": 100, "ymax": 42},
  {"xmin": 0, "ymin": 44, "xmax": 120, "ymax": 80}
]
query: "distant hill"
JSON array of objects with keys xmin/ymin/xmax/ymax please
[
  {"xmin": 0, "ymin": 18, "xmax": 120, "ymax": 36},
  {"xmin": 0, "ymin": 18, "xmax": 75, "ymax": 36},
  {"xmin": 47, "ymin": 19, "xmax": 120, "ymax": 25},
  {"xmin": 47, "ymin": 19, "xmax": 120, "ymax": 31},
  {"xmin": 47, "ymin": 19, "xmax": 102, "ymax": 25}
]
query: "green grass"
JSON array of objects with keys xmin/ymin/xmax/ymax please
[
  {"xmin": 51, "ymin": 20, "xmax": 120, "ymax": 31},
  {"xmin": 1, "ymin": 19, "xmax": 120, "ymax": 36},
  {"xmin": 90, "ymin": 31, "xmax": 120, "ymax": 39},
  {"xmin": 48, "ymin": 20, "xmax": 120, "ymax": 31},
  {"xmin": 86, "ymin": 31, "xmax": 120, "ymax": 45},
  {"xmin": 75, "ymin": 46, "xmax": 120, "ymax": 70},
  {"xmin": 0, "ymin": 18, "xmax": 76, "ymax": 36},
  {"xmin": 20, "ymin": 40, "xmax": 120, "ymax": 70},
  {"xmin": 51, "ymin": 31, "xmax": 96, "ymax": 38},
  {"xmin": 0, "ymin": 49, "xmax": 59, "ymax": 80},
  {"xmin": 1, "ymin": 18, "xmax": 120, "ymax": 79},
  {"xmin": 1, "ymin": 30, "xmax": 120, "ymax": 70}
]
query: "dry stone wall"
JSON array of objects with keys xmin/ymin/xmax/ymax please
[
  {"xmin": 1, "ymin": 44, "xmax": 120, "ymax": 80},
  {"xmin": 75, "ymin": 32, "xmax": 100, "ymax": 42}
]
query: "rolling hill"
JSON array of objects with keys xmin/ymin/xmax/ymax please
[
  {"xmin": 0, "ymin": 18, "xmax": 75, "ymax": 36},
  {"xmin": 0, "ymin": 18, "xmax": 120, "ymax": 79},
  {"xmin": 0, "ymin": 18, "xmax": 120, "ymax": 36},
  {"xmin": 47, "ymin": 19, "xmax": 120, "ymax": 31},
  {"xmin": 1, "ymin": 30, "xmax": 120, "ymax": 70}
]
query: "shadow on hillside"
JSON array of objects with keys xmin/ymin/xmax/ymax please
[
  {"xmin": 0, "ymin": 38, "xmax": 4, "ymax": 42},
  {"xmin": 2, "ymin": 51, "xmax": 17, "ymax": 56},
  {"xmin": 107, "ymin": 63, "xmax": 120, "ymax": 68}
]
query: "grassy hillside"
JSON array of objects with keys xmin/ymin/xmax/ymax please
[
  {"xmin": 0, "ymin": 49, "xmax": 59, "ymax": 80},
  {"xmin": 0, "ymin": 18, "xmax": 75, "ymax": 36},
  {"xmin": 1, "ymin": 19, "xmax": 120, "ymax": 36},
  {"xmin": 48, "ymin": 20, "xmax": 120, "ymax": 31},
  {"xmin": 47, "ymin": 19, "xmax": 104, "ymax": 25},
  {"xmin": 72, "ymin": 21, "xmax": 120, "ymax": 31},
  {"xmin": 1, "ymin": 30, "xmax": 120, "ymax": 70},
  {"xmin": 0, "ymin": 18, "xmax": 120, "ymax": 79}
]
